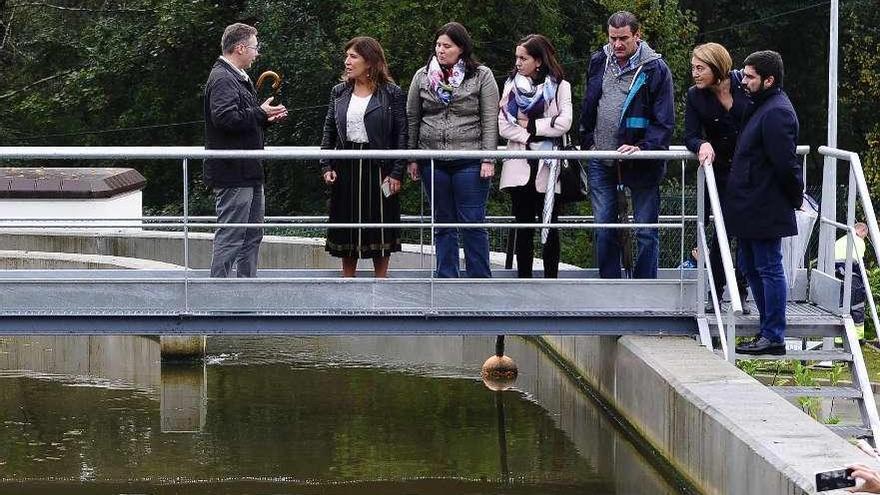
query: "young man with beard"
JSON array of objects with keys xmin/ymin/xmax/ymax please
[{"xmin": 726, "ymin": 50, "xmax": 804, "ymax": 355}]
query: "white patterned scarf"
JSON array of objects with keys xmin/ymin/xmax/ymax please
[{"xmin": 427, "ymin": 56, "xmax": 466, "ymax": 105}]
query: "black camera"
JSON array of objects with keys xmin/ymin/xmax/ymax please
[{"xmin": 815, "ymin": 468, "xmax": 856, "ymax": 491}]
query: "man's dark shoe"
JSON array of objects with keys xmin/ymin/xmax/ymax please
[{"xmin": 736, "ymin": 336, "xmax": 785, "ymax": 355}]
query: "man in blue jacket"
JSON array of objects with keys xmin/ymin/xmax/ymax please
[
  {"xmin": 203, "ymin": 23, "xmax": 287, "ymax": 278},
  {"xmin": 579, "ymin": 11, "xmax": 675, "ymax": 279},
  {"xmin": 727, "ymin": 51, "xmax": 803, "ymax": 355}
]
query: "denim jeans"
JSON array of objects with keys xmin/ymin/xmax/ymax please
[
  {"xmin": 835, "ymin": 262, "xmax": 867, "ymax": 325},
  {"xmin": 587, "ymin": 159, "xmax": 660, "ymax": 278},
  {"xmin": 739, "ymin": 238, "xmax": 787, "ymax": 342},
  {"xmin": 419, "ymin": 159, "xmax": 491, "ymax": 278}
]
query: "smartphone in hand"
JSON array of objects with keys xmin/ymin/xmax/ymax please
[
  {"xmin": 815, "ymin": 468, "xmax": 855, "ymax": 491},
  {"xmin": 381, "ymin": 180, "xmax": 392, "ymax": 198}
]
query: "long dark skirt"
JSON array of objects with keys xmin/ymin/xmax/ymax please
[{"xmin": 326, "ymin": 144, "xmax": 401, "ymax": 258}]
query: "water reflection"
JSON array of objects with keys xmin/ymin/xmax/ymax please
[
  {"xmin": 0, "ymin": 335, "xmax": 691, "ymax": 494},
  {"xmin": 160, "ymin": 362, "xmax": 206, "ymax": 433}
]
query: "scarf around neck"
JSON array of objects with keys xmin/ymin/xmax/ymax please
[
  {"xmin": 427, "ymin": 56, "xmax": 466, "ymax": 105},
  {"xmin": 503, "ymin": 74, "xmax": 558, "ymax": 125}
]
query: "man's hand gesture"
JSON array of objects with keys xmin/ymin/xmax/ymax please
[{"xmin": 261, "ymin": 98, "xmax": 288, "ymax": 123}]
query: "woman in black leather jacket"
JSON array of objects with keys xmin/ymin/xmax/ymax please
[{"xmin": 320, "ymin": 36, "xmax": 408, "ymax": 277}]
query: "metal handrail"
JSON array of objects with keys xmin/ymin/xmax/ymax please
[
  {"xmin": 703, "ymin": 163, "xmax": 743, "ymax": 316},
  {"xmin": 819, "ymin": 147, "xmax": 880, "ymax": 275},
  {"xmin": 0, "ymin": 214, "xmax": 702, "ymax": 222},
  {"xmin": 0, "ymin": 147, "xmax": 694, "ymax": 160},
  {"xmin": 0, "ymin": 144, "xmax": 809, "ymax": 160},
  {"xmin": 817, "ymin": 146, "xmax": 880, "ymax": 443},
  {"xmin": 0, "ymin": 221, "xmax": 686, "ymax": 229},
  {"xmin": 0, "ymin": 145, "xmax": 810, "ymax": 318},
  {"xmin": 695, "ymin": 162, "xmax": 739, "ymax": 361},
  {"xmin": 819, "ymin": 218, "xmax": 880, "ymax": 337}
]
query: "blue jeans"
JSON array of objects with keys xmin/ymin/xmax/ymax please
[
  {"xmin": 587, "ymin": 159, "xmax": 661, "ymax": 278},
  {"xmin": 419, "ymin": 159, "xmax": 491, "ymax": 278},
  {"xmin": 739, "ymin": 238, "xmax": 787, "ymax": 342}
]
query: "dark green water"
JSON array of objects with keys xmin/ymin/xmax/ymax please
[{"xmin": 0, "ymin": 336, "xmax": 691, "ymax": 494}]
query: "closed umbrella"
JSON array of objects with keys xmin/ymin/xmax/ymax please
[
  {"xmin": 616, "ymin": 162, "xmax": 634, "ymax": 278},
  {"xmin": 540, "ymin": 156, "xmax": 560, "ymax": 244}
]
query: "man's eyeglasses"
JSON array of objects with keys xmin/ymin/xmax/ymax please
[{"xmin": 243, "ymin": 43, "xmax": 261, "ymax": 53}]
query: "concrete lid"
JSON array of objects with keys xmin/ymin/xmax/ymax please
[{"xmin": 0, "ymin": 168, "xmax": 146, "ymax": 199}]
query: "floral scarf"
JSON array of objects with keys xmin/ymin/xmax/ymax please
[
  {"xmin": 427, "ymin": 56, "xmax": 466, "ymax": 105},
  {"xmin": 503, "ymin": 74, "xmax": 558, "ymax": 125}
]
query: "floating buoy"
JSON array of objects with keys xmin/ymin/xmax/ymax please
[{"xmin": 481, "ymin": 336, "xmax": 517, "ymax": 391}]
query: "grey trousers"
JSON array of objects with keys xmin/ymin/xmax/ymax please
[{"xmin": 210, "ymin": 186, "xmax": 264, "ymax": 278}]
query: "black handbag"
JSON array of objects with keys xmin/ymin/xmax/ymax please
[{"xmin": 557, "ymin": 134, "xmax": 588, "ymax": 204}]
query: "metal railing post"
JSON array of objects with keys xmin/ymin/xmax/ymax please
[
  {"xmin": 696, "ymin": 166, "xmax": 706, "ymax": 315},
  {"xmin": 704, "ymin": 164, "xmax": 742, "ymax": 314},
  {"xmin": 420, "ymin": 170, "xmax": 425, "ymax": 271},
  {"xmin": 679, "ymin": 159, "xmax": 686, "ymax": 306},
  {"xmin": 818, "ymin": 154, "xmax": 838, "ymax": 274},
  {"xmin": 182, "ymin": 157, "xmax": 190, "ymax": 313},
  {"xmin": 843, "ymin": 166, "xmax": 857, "ymax": 315},
  {"xmin": 430, "ymin": 158, "xmax": 436, "ymax": 313}
]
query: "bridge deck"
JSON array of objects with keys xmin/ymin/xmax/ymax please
[
  {"xmin": 0, "ymin": 268, "xmax": 703, "ymax": 334},
  {"xmin": 0, "ymin": 269, "xmax": 840, "ymax": 335}
]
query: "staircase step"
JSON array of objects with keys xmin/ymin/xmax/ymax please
[
  {"xmin": 770, "ymin": 386, "xmax": 862, "ymax": 399},
  {"xmin": 827, "ymin": 425, "xmax": 873, "ymax": 439},
  {"xmin": 735, "ymin": 350, "xmax": 853, "ymax": 362},
  {"xmin": 715, "ymin": 302, "xmax": 845, "ymax": 338},
  {"xmin": 733, "ymin": 324, "xmax": 844, "ymax": 338}
]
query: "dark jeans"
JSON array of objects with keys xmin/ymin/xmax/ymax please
[
  {"xmin": 587, "ymin": 159, "xmax": 660, "ymax": 278},
  {"xmin": 835, "ymin": 261, "xmax": 867, "ymax": 325},
  {"xmin": 419, "ymin": 159, "xmax": 491, "ymax": 278},
  {"xmin": 507, "ymin": 160, "xmax": 560, "ymax": 278},
  {"xmin": 211, "ymin": 185, "xmax": 264, "ymax": 278},
  {"xmin": 739, "ymin": 238, "xmax": 787, "ymax": 342}
]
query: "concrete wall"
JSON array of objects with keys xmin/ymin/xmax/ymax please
[
  {"xmin": 0, "ymin": 249, "xmax": 181, "ymax": 269},
  {"xmin": 541, "ymin": 335, "xmax": 880, "ymax": 495},
  {"xmin": 0, "ymin": 190, "xmax": 143, "ymax": 231},
  {"xmin": 0, "ymin": 229, "xmax": 519, "ymax": 270}
]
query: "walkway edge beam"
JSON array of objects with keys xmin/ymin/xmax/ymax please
[{"xmin": 541, "ymin": 335, "xmax": 880, "ymax": 495}]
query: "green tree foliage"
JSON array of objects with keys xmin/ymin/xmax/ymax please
[
  {"xmin": 2, "ymin": 1, "xmax": 878, "ymax": 269},
  {"xmin": 841, "ymin": 1, "xmax": 880, "ymax": 199},
  {"xmin": 681, "ymin": 0, "xmax": 832, "ymax": 171}
]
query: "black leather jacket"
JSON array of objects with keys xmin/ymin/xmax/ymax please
[{"xmin": 320, "ymin": 82, "xmax": 408, "ymax": 180}]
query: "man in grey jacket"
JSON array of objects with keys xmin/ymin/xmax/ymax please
[{"xmin": 203, "ymin": 23, "xmax": 286, "ymax": 278}]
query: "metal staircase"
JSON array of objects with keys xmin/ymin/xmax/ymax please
[{"xmin": 696, "ymin": 146, "xmax": 880, "ymax": 445}]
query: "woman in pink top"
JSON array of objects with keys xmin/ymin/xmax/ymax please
[{"xmin": 498, "ymin": 34, "xmax": 572, "ymax": 278}]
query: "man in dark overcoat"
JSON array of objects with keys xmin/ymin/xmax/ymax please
[
  {"xmin": 203, "ymin": 22, "xmax": 287, "ymax": 277},
  {"xmin": 725, "ymin": 50, "xmax": 803, "ymax": 355}
]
